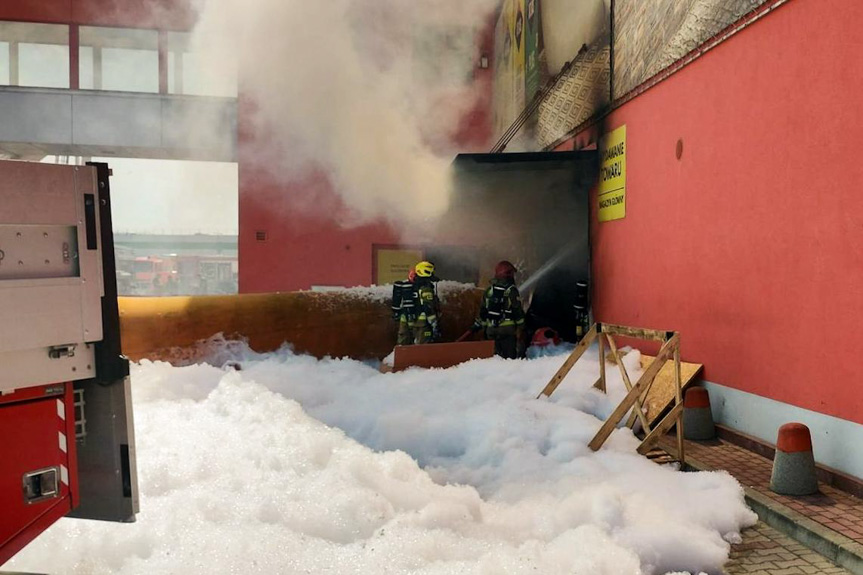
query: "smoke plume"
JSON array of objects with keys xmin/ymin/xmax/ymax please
[
  {"xmin": 541, "ymin": 0, "xmax": 609, "ymax": 75},
  {"xmin": 190, "ymin": 0, "xmax": 497, "ymax": 228}
]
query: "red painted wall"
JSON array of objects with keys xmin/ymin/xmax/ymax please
[
  {"xmin": 0, "ymin": 0, "xmax": 196, "ymax": 30},
  {"xmin": 235, "ymin": 91, "xmax": 400, "ymax": 294},
  {"xmin": 587, "ymin": 0, "xmax": 863, "ymax": 424},
  {"xmin": 238, "ymin": 165, "xmax": 399, "ymax": 293}
]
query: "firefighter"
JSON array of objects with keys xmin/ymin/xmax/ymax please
[
  {"xmin": 470, "ymin": 260, "xmax": 526, "ymax": 359},
  {"xmin": 403, "ymin": 260, "xmax": 440, "ymax": 344},
  {"xmin": 392, "ymin": 267, "xmax": 416, "ymax": 345}
]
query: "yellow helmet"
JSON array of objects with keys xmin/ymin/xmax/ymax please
[{"xmin": 415, "ymin": 261, "xmax": 435, "ymax": 277}]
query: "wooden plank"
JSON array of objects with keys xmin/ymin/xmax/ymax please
[
  {"xmin": 624, "ymin": 367, "xmax": 658, "ymax": 430},
  {"xmin": 644, "ymin": 448, "xmax": 667, "ymax": 458},
  {"xmin": 598, "ymin": 331, "xmax": 607, "ymax": 393},
  {"xmin": 392, "ymin": 340, "xmax": 495, "ymax": 372},
  {"xmin": 624, "ymin": 351, "xmax": 666, "ymax": 429},
  {"xmin": 536, "ymin": 325, "xmax": 597, "ymax": 398},
  {"xmin": 600, "ymin": 323, "xmax": 672, "ymax": 342},
  {"xmin": 625, "ymin": 403, "xmax": 639, "ymax": 430},
  {"xmin": 649, "ymin": 454, "xmax": 678, "ymax": 465},
  {"xmin": 675, "ymin": 345, "xmax": 685, "ymax": 465},
  {"xmin": 644, "ymin": 448, "xmax": 678, "ymax": 465},
  {"xmin": 632, "ymin": 354, "xmax": 703, "ymax": 426},
  {"xmin": 588, "ymin": 333, "xmax": 679, "ymax": 451},
  {"xmin": 637, "ymin": 402, "xmax": 683, "ymax": 454},
  {"xmin": 606, "ymin": 334, "xmax": 651, "ymax": 433}
]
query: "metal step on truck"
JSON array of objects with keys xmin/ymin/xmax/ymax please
[{"xmin": 0, "ymin": 160, "xmax": 138, "ymax": 567}]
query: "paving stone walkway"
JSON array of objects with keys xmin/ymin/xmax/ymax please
[
  {"xmin": 684, "ymin": 438, "xmax": 863, "ymax": 545},
  {"xmin": 727, "ymin": 521, "xmax": 851, "ymax": 574},
  {"xmin": 658, "ymin": 435, "xmax": 863, "ymax": 573}
]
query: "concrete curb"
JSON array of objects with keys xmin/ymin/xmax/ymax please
[{"xmin": 685, "ymin": 455, "xmax": 863, "ymax": 575}]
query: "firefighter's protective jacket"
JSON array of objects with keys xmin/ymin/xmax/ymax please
[
  {"xmin": 473, "ymin": 278, "xmax": 525, "ymax": 329},
  {"xmin": 391, "ymin": 278, "xmax": 414, "ymax": 319},
  {"xmin": 408, "ymin": 277, "xmax": 440, "ymax": 327}
]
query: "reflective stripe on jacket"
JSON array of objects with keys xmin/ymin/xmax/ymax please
[
  {"xmin": 391, "ymin": 279, "xmax": 413, "ymax": 314},
  {"xmin": 409, "ymin": 280, "xmax": 439, "ymax": 326},
  {"xmin": 476, "ymin": 279, "xmax": 525, "ymax": 328}
]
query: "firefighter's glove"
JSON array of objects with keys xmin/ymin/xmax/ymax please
[
  {"xmin": 392, "ymin": 311, "xmax": 399, "ymax": 321},
  {"xmin": 431, "ymin": 321, "xmax": 441, "ymax": 342},
  {"xmin": 470, "ymin": 320, "xmax": 482, "ymax": 333}
]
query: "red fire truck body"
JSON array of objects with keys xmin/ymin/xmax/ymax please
[
  {"xmin": 0, "ymin": 385, "xmax": 79, "ymax": 564},
  {"xmin": 0, "ymin": 160, "xmax": 138, "ymax": 567}
]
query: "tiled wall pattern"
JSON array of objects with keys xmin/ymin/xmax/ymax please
[
  {"xmin": 613, "ymin": 0, "xmax": 769, "ymax": 98},
  {"xmin": 531, "ymin": 0, "xmax": 770, "ymax": 149},
  {"xmin": 534, "ymin": 39, "xmax": 610, "ymax": 149}
]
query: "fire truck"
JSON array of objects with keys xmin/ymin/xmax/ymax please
[{"xmin": 0, "ymin": 160, "xmax": 138, "ymax": 566}]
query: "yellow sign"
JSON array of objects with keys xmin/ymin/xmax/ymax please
[
  {"xmin": 375, "ymin": 248, "xmax": 424, "ymax": 285},
  {"xmin": 598, "ymin": 125, "xmax": 626, "ymax": 222}
]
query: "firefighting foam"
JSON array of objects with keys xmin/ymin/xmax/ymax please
[
  {"xmin": 187, "ymin": 0, "xmax": 499, "ymax": 227},
  {"xmin": 8, "ymin": 343, "xmax": 755, "ymax": 574}
]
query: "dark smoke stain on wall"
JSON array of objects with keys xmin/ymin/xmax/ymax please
[{"xmin": 535, "ymin": 36, "xmax": 610, "ymax": 150}]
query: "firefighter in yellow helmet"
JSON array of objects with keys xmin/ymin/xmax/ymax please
[{"xmin": 399, "ymin": 260, "xmax": 441, "ymax": 344}]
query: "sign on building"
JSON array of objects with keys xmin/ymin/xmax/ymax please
[
  {"xmin": 374, "ymin": 247, "xmax": 424, "ymax": 285},
  {"xmin": 493, "ymin": 0, "xmax": 544, "ymax": 141},
  {"xmin": 598, "ymin": 124, "xmax": 626, "ymax": 222}
]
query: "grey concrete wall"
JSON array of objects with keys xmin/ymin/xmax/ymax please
[
  {"xmin": 704, "ymin": 380, "xmax": 863, "ymax": 480},
  {"xmin": 0, "ymin": 87, "xmax": 236, "ymax": 162}
]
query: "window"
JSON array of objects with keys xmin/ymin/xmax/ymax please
[
  {"xmin": 80, "ymin": 26, "xmax": 158, "ymax": 93},
  {"xmin": 0, "ymin": 21, "xmax": 69, "ymax": 88},
  {"xmin": 0, "ymin": 43, "xmax": 8, "ymax": 84},
  {"xmin": 168, "ymin": 31, "xmax": 237, "ymax": 97}
]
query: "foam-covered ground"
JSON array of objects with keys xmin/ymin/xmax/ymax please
[
  {"xmin": 308, "ymin": 281, "xmax": 476, "ymax": 303},
  {"xmin": 7, "ymin": 342, "xmax": 756, "ymax": 574}
]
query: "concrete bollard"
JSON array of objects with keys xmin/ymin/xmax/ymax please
[
  {"xmin": 770, "ymin": 423, "xmax": 818, "ymax": 496},
  {"xmin": 682, "ymin": 387, "xmax": 716, "ymax": 440}
]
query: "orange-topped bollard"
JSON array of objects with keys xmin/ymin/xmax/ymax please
[
  {"xmin": 770, "ymin": 423, "xmax": 818, "ymax": 496},
  {"xmin": 682, "ymin": 387, "xmax": 716, "ymax": 440}
]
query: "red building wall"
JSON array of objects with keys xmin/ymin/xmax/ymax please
[
  {"xmin": 581, "ymin": 0, "xmax": 863, "ymax": 424},
  {"xmin": 238, "ymin": 166, "xmax": 400, "ymax": 293},
  {"xmin": 0, "ymin": 0, "xmax": 196, "ymax": 29}
]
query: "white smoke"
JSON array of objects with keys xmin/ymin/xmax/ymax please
[
  {"xmin": 541, "ymin": 0, "xmax": 610, "ymax": 75},
  {"xmin": 190, "ymin": 0, "xmax": 497, "ymax": 228}
]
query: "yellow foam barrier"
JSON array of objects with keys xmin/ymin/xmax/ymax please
[{"xmin": 119, "ymin": 289, "xmax": 482, "ymax": 364}]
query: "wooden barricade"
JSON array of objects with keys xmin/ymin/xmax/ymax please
[{"xmin": 536, "ymin": 323, "xmax": 686, "ymax": 466}]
